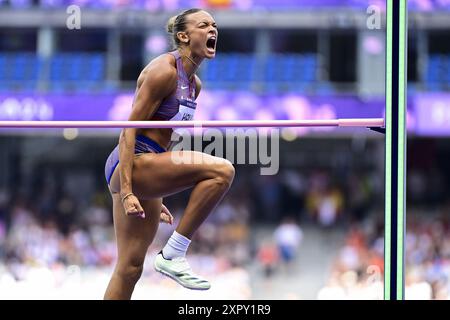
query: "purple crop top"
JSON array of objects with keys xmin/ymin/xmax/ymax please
[{"xmin": 152, "ymin": 50, "xmax": 197, "ymax": 121}]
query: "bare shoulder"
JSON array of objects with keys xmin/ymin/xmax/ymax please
[{"xmin": 137, "ymin": 53, "xmax": 177, "ymax": 90}]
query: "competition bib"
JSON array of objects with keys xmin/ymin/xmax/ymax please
[
  {"xmin": 169, "ymin": 98, "xmax": 197, "ymax": 121},
  {"xmin": 168, "ymin": 98, "xmax": 197, "ymax": 149}
]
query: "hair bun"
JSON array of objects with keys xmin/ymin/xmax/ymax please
[{"xmin": 167, "ymin": 15, "xmax": 177, "ymax": 34}]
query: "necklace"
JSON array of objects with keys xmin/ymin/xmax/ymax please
[{"xmin": 183, "ymin": 54, "xmax": 200, "ymax": 70}]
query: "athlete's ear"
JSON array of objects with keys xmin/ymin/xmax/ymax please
[{"xmin": 177, "ymin": 32, "xmax": 190, "ymax": 44}]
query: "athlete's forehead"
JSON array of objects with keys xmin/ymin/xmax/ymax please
[{"xmin": 185, "ymin": 11, "xmax": 216, "ymax": 25}]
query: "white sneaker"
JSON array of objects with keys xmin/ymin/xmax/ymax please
[{"xmin": 154, "ymin": 252, "xmax": 211, "ymax": 290}]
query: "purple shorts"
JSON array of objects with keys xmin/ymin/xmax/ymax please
[{"xmin": 104, "ymin": 135, "xmax": 166, "ymax": 186}]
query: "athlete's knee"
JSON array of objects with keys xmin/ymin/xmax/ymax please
[
  {"xmin": 116, "ymin": 258, "xmax": 144, "ymax": 283},
  {"xmin": 214, "ymin": 159, "xmax": 235, "ymax": 188}
]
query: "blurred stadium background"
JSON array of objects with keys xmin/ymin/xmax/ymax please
[{"xmin": 0, "ymin": 0, "xmax": 450, "ymax": 300}]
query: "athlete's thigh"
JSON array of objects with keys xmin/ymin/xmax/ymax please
[
  {"xmin": 112, "ymin": 193, "xmax": 162, "ymax": 263},
  {"xmin": 131, "ymin": 150, "xmax": 228, "ymax": 199}
]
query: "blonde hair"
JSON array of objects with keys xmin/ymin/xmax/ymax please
[{"xmin": 166, "ymin": 15, "xmax": 177, "ymax": 34}]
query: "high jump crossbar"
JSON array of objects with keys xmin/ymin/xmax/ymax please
[{"xmin": 0, "ymin": 119, "xmax": 385, "ymax": 129}]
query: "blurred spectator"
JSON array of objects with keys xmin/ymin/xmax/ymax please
[
  {"xmin": 321, "ymin": 214, "xmax": 450, "ymax": 300},
  {"xmin": 306, "ymin": 171, "xmax": 344, "ymax": 227},
  {"xmin": 273, "ymin": 216, "xmax": 303, "ymax": 271},
  {"xmin": 257, "ymin": 239, "xmax": 279, "ymax": 279},
  {"xmin": 255, "ymin": 175, "xmax": 282, "ymax": 222}
]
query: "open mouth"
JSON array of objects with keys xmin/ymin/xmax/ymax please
[{"xmin": 206, "ymin": 37, "xmax": 216, "ymax": 51}]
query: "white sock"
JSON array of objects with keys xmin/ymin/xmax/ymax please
[{"xmin": 162, "ymin": 231, "xmax": 191, "ymax": 260}]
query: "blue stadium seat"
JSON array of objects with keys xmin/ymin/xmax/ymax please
[
  {"xmin": 0, "ymin": 53, "xmax": 39, "ymax": 90},
  {"xmin": 0, "ymin": 51, "xmax": 323, "ymax": 93},
  {"xmin": 426, "ymin": 55, "xmax": 446, "ymax": 85},
  {"xmin": 267, "ymin": 54, "xmax": 318, "ymax": 88},
  {"xmin": 49, "ymin": 53, "xmax": 106, "ymax": 90},
  {"xmin": 0, "ymin": 54, "xmax": 6, "ymax": 81},
  {"xmin": 446, "ymin": 55, "xmax": 450, "ymax": 85}
]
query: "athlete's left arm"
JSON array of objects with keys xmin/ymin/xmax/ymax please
[{"xmin": 194, "ymin": 75, "xmax": 202, "ymax": 100}]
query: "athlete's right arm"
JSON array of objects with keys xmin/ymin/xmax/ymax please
[{"xmin": 119, "ymin": 60, "xmax": 177, "ymax": 217}]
